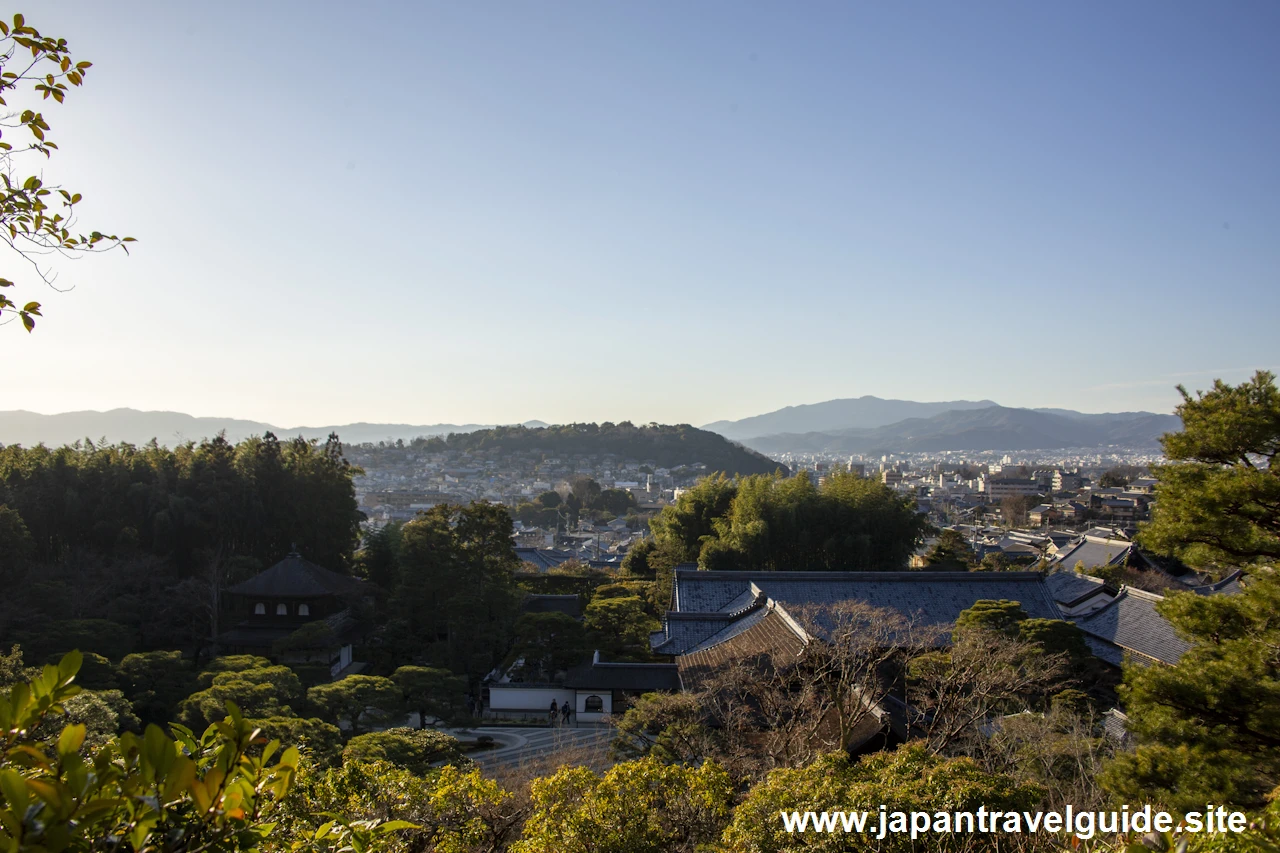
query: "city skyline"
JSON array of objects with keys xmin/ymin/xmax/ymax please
[{"xmin": 4, "ymin": 2, "xmax": 1278, "ymax": 426}]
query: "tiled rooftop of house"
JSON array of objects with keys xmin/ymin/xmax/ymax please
[{"xmin": 1073, "ymin": 587, "xmax": 1192, "ymax": 666}]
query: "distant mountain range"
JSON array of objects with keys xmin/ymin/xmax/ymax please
[
  {"xmin": 703, "ymin": 396, "xmax": 999, "ymax": 440},
  {"xmin": 739, "ymin": 405, "xmax": 1181, "ymax": 454},
  {"xmin": 0, "ymin": 409, "xmax": 549, "ymax": 448},
  {"xmin": 1, "ymin": 396, "xmax": 1182, "ymax": 456}
]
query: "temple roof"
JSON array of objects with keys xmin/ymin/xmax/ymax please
[
  {"xmin": 654, "ymin": 569, "xmax": 1064, "ymax": 655},
  {"xmin": 228, "ymin": 551, "xmax": 366, "ymax": 598}
]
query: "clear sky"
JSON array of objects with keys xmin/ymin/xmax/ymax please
[{"xmin": 6, "ymin": 1, "xmax": 1278, "ymax": 427}]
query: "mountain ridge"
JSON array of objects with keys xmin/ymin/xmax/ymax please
[
  {"xmin": 0, "ymin": 408, "xmax": 550, "ymax": 448},
  {"xmin": 702, "ymin": 395, "xmax": 999, "ymax": 440},
  {"xmin": 741, "ymin": 406, "xmax": 1181, "ymax": 454}
]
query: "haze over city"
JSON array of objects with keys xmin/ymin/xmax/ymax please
[{"xmin": 4, "ymin": 1, "xmax": 1278, "ymax": 426}]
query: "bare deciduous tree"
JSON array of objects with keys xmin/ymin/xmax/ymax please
[{"xmin": 906, "ymin": 629, "xmax": 1072, "ymax": 754}]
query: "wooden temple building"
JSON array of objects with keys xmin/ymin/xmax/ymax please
[{"xmin": 213, "ymin": 549, "xmax": 368, "ymax": 679}]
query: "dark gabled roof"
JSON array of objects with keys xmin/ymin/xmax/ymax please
[
  {"xmin": 672, "ymin": 569, "xmax": 1063, "ymax": 622},
  {"xmin": 521, "ymin": 594, "xmax": 582, "ymax": 619},
  {"xmin": 514, "ymin": 547, "xmax": 577, "ymax": 571},
  {"xmin": 1074, "ymin": 587, "xmax": 1192, "ymax": 666},
  {"xmin": 678, "ymin": 608, "xmax": 809, "ymax": 691},
  {"xmin": 228, "ymin": 552, "xmax": 366, "ymax": 598},
  {"xmin": 1188, "ymin": 569, "xmax": 1245, "ymax": 597},
  {"xmin": 652, "ymin": 613, "xmax": 745, "ymax": 655},
  {"xmin": 656, "ymin": 570, "xmax": 1064, "ymax": 655},
  {"xmin": 563, "ymin": 659, "xmax": 681, "ymax": 692},
  {"xmin": 1044, "ymin": 570, "xmax": 1113, "ymax": 607}
]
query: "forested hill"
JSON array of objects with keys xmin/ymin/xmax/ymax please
[{"xmin": 413, "ymin": 422, "xmax": 787, "ymax": 476}]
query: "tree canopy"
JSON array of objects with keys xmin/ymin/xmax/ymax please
[
  {"xmin": 411, "ymin": 422, "xmax": 785, "ymax": 477},
  {"xmin": 0, "ymin": 432, "xmax": 362, "ymax": 572},
  {"xmin": 387, "ymin": 502, "xmax": 521, "ymax": 684},
  {"xmin": 1101, "ymin": 571, "xmax": 1280, "ymax": 810},
  {"xmin": 1138, "ymin": 370, "xmax": 1280, "ymax": 568},
  {"xmin": 649, "ymin": 471, "xmax": 929, "ymax": 573}
]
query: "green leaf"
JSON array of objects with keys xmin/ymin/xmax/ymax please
[
  {"xmin": 58, "ymin": 650, "xmax": 83, "ymax": 681},
  {"xmin": 57, "ymin": 724, "xmax": 87, "ymax": 757},
  {"xmin": 0, "ymin": 770, "xmax": 29, "ymax": 813}
]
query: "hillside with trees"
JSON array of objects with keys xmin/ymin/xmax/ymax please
[{"xmin": 410, "ymin": 422, "xmax": 787, "ymax": 477}]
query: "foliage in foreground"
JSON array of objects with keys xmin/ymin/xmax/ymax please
[
  {"xmin": 0, "ymin": 651, "xmax": 302, "ymax": 852},
  {"xmin": 512, "ymin": 757, "xmax": 733, "ymax": 853},
  {"xmin": 0, "ymin": 12, "xmax": 135, "ymax": 333},
  {"xmin": 723, "ymin": 744, "xmax": 1043, "ymax": 853}
]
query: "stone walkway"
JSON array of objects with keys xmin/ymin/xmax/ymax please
[{"xmin": 459, "ymin": 725, "xmax": 614, "ymax": 771}]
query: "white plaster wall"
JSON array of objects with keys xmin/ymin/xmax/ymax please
[{"xmin": 488, "ymin": 686, "xmax": 575, "ymax": 711}]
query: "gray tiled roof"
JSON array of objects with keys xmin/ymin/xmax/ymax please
[
  {"xmin": 1074, "ymin": 588, "xmax": 1192, "ymax": 666},
  {"xmin": 1083, "ymin": 636, "xmax": 1126, "ymax": 667},
  {"xmin": 1188, "ymin": 570, "xmax": 1244, "ymax": 597},
  {"xmin": 228, "ymin": 552, "xmax": 365, "ymax": 598},
  {"xmin": 1053, "ymin": 537, "xmax": 1134, "ymax": 570},
  {"xmin": 1044, "ymin": 570, "xmax": 1111, "ymax": 606},
  {"xmin": 674, "ymin": 575, "xmax": 760, "ymax": 612},
  {"xmin": 678, "ymin": 609, "xmax": 809, "ymax": 691},
  {"xmin": 684, "ymin": 605, "xmax": 775, "ymax": 654},
  {"xmin": 563, "ymin": 660, "xmax": 681, "ymax": 691},
  {"xmin": 514, "ymin": 547, "xmax": 577, "ymax": 571},
  {"xmin": 656, "ymin": 570, "xmax": 1065, "ymax": 653},
  {"xmin": 652, "ymin": 614, "xmax": 742, "ymax": 655},
  {"xmin": 1102, "ymin": 708, "xmax": 1134, "ymax": 748}
]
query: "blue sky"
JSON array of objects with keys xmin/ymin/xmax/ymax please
[{"xmin": 6, "ymin": 1, "xmax": 1278, "ymax": 426}]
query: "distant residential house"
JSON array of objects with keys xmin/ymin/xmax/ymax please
[
  {"xmin": 1091, "ymin": 493, "xmax": 1149, "ymax": 523},
  {"xmin": 1126, "ymin": 478, "xmax": 1159, "ymax": 494},
  {"xmin": 1059, "ymin": 501, "xmax": 1089, "ymax": 520},
  {"xmin": 1028, "ymin": 504, "xmax": 1062, "ymax": 525}
]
